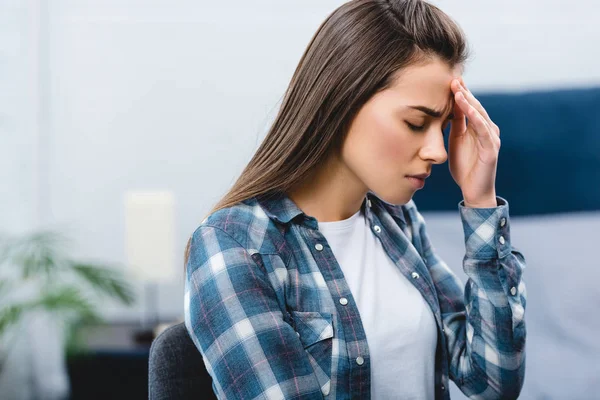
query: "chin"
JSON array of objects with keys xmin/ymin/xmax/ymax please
[{"xmin": 369, "ymin": 188, "xmax": 412, "ymax": 206}]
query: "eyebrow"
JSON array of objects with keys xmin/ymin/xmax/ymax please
[{"xmin": 407, "ymin": 104, "xmax": 454, "ymax": 119}]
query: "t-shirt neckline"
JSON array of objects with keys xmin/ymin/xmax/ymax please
[{"xmin": 317, "ymin": 208, "xmax": 363, "ymax": 232}]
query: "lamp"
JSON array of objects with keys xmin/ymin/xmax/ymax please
[{"xmin": 124, "ymin": 191, "xmax": 176, "ymax": 342}]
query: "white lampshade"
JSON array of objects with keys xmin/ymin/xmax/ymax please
[{"xmin": 124, "ymin": 191, "xmax": 176, "ymax": 282}]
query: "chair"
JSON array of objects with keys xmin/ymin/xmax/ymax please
[{"xmin": 148, "ymin": 322, "xmax": 218, "ymax": 399}]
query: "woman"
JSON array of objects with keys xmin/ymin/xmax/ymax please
[{"xmin": 184, "ymin": 0, "xmax": 526, "ymax": 399}]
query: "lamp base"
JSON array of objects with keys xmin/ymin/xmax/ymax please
[{"xmin": 133, "ymin": 327, "xmax": 156, "ymax": 346}]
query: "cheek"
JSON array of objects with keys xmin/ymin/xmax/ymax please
[
  {"xmin": 344, "ymin": 112, "xmax": 409, "ymax": 179},
  {"xmin": 341, "ymin": 105, "xmax": 417, "ymax": 204},
  {"xmin": 371, "ymin": 116, "xmax": 409, "ymax": 166}
]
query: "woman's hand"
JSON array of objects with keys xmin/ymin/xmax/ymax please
[{"xmin": 448, "ymin": 78, "xmax": 500, "ymax": 208}]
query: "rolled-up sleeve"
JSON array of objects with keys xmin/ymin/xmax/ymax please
[
  {"xmin": 418, "ymin": 196, "xmax": 526, "ymax": 399},
  {"xmin": 184, "ymin": 225, "xmax": 323, "ymax": 399}
]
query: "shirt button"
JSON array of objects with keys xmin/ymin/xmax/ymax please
[
  {"xmin": 339, "ymin": 297, "xmax": 348, "ymax": 306},
  {"xmin": 373, "ymin": 225, "xmax": 381, "ymax": 233},
  {"xmin": 367, "ymin": 199, "xmax": 372, "ymax": 208},
  {"xmin": 510, "ymin": 286, "xmax": 517, "ymax": 296},
  {"xmin": 356, "ymin": 356, "xmax": 364, "ymax": 365},
  {"xmin": 500, "ymin": 217, "xmax": 506, "ymax": 227},
  {"xmin": 322, "ymin": 385, "xmax": 330, "ymax": 396},
  {"xmin": 441, "ymin": 385, "xmax": 446, "ymax": 391},
  {"xmin": 499, "ymin": 236, "xmax": 505, "ymax": 245},
  {"xmin": 411, "ymin": 272, "xmax": 420, "ymax": 279},
  {"xmin": 315, "ymin": 243, "xmax": 324, "ymax": 251}
]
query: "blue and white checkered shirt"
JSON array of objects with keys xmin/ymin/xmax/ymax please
[{"xmin": 184, "ymin": 192, "xmax": 526, "ymax": 399}]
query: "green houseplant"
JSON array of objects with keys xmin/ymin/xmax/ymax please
[{"xmin": 0, "ymin": 229, "xmax": 136, "ymax": 375}]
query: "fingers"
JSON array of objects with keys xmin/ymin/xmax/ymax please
[
  {"xmin": 452, "ymin": 79, "xmax": 500, "ymax": 138},
  {"xmin": 450, "ymin": 94, "xmax": 466, "ymax": 136},
  {"xmin": 455, "ymin": 91, "xmax": 497, "ymax": 149},
  {"xmin": 455, "ymin": 79, "xmax": 490, "ymax": 120},
  {"xmin": 451, "ymin": 80, "xmax": 486, "ymax": 119}
]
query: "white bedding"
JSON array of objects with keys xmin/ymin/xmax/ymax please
[{"xmin": 421, "ymin": 210, "xmax": 600, "ymax": 399}]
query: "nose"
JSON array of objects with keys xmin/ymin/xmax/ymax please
[{"xmin": 418, "ymin": 128, "xmax": 448, "ymax": 165}]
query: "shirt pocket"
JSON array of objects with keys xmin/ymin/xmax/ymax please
[{"xmin": 291, "ymin": 311, "xmax": 334, "ymax": 394}]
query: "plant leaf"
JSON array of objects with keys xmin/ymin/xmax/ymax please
[
  {"xmin": 0, "ymin": 280, "xmax": 9, "ymax": 301},
  {"xmin": 0, "ymin": 230, "xmax": 70, "ymax": 279},
  {"xmin": 0, "ymin": 304, "xmax": 25, "ymax": 338},
  {"xmin": 34, "ymin": 286, "xmax": 100, "ymax": 322},
  {"xmin": 70, "ymin": 263, "xmax": 136, "ymax": 305}
]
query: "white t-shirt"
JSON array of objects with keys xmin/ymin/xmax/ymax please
[{"xmin": 318, "ymin": 207, "xmax": 437, "ymax": 400}]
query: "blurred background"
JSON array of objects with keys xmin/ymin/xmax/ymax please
[{"xmin": 1, "ymin": 0, "xmax": 598, "ymax": 399}]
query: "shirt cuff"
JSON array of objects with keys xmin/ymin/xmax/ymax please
[{"xmin": 458, "ymin": 196, "xmax": 512, "ymax": 260}]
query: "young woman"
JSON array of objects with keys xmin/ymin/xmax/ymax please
[{"xmin": 184, "ymin": 1, "xmax": 527, "ymax": 399}]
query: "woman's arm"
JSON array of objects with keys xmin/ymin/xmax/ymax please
[
  {"xmin": 417, "ymin": 196, "xmax": 526, "ymax": 399},
  {"xmin": 184, "ymin": 225, "xmax": 323, "ymax": 399}
]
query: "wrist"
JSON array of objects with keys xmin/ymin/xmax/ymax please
[{"xmin": 463, "ymin": 196, "xmax": 497, "ymax": 208}]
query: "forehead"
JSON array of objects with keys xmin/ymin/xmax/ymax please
[{"xmin": 386, "ymin": 59, "xmax": 461, "ymax": 114}]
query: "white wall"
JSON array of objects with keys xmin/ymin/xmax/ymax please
[
  {"xmin": 1, "ymin": 1, "xmax": 41, "ymax": 235},
  {"xmin": 2, "ymin": 0, "xmax": 599, "ymax": 320},
  {"xmin": 437, "ymin": 0, "xmax": 599, "ymax": 91}
]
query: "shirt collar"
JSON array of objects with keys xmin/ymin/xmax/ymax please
[
  {"xmin": 256, "ymin": 192, "xmax": 305, "ymax": 225},
  {"xmin": 256, "ymin": 190, "xmax": 407, "ymax": 228},
  {"xmin": 366, "ymin": 191, "xmax": 407, "ymax": 228}
]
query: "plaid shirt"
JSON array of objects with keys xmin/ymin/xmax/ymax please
[{"xmin": 184, "ymin": 191, "xmax": 526, "ymax": 399}]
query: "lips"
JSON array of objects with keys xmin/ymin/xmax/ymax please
[
  {"xmin": 406, "ymin": 173, "xmax": 430, "ymax": 179},
  {"xmin": 406, "ymin": 175, "xmax": 426, "ymax": 189}
]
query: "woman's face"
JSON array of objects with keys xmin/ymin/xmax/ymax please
[{"xmin": 341, "ymin": 57, "xmax": 461, "ymax": 205}]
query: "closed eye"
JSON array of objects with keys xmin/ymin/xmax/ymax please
[
  {"xmin": 406, "ymin": 122, "xmax": 426, "ymax": 132},
  {"xmin": 407, "ymin": 121, "xmax": 449, "ymax": 136}
]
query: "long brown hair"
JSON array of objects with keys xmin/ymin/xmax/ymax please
[{"xmin": 185, "ymin": 0, "xmax": 469, "ymax": 265}]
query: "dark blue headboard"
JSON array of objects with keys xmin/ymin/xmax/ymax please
[{"xmin": 413, "ymin": 86, "xmax": 600, "ymax": 216}]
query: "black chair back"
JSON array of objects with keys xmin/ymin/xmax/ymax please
[{"xmin": 148, "ymin": 322, "xmax": 217, "ymax": 399}]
